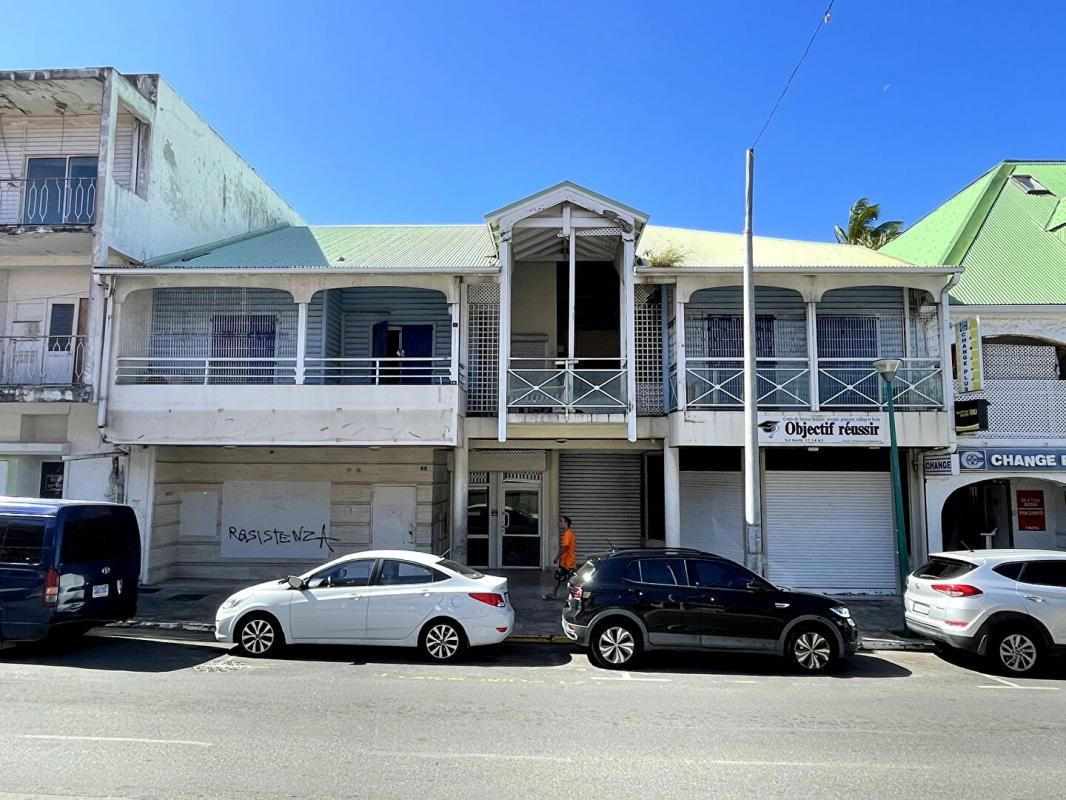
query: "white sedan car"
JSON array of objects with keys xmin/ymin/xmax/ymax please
[{"xmin": 215, "ymin": 550, "xmax": 514, "ymax": 662}]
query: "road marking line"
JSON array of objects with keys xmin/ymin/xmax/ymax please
[
  {"xmin": 978, "ymin": 685, "xmax": 1060, "ymax": 691},
  {"xmin": 988, "ymin": 675, "xmax": 1022, "ymax": 688},
  {"xmin": 18, "ymin": 735, "xmax": 211, "ymax": 748}
]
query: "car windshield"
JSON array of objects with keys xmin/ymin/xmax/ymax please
[{"xmin": 437, "ymin": 559, "xmax": 484, "ymax": 579}]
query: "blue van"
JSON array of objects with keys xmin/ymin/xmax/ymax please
[{"xmin": 0, "ymin": 499, "xmax": 141, "ymax": 647}]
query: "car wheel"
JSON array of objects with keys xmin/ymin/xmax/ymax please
[
  {"xmin": 589, "ymin": 620, "xmax": 643, "ymax": 670},
  {"xmin": 786, "ymin": 625, "xmax": 838, "ymax": 674},
  {"xmin": 236, "ymin": 614, "xmax": 283, "ymax": 658},
  {"xmin": 420, "ymin": 619, "xmax": 466, "ymax": 663},
  {"xmin": 989, "ymin": 627, "xmax": 1043, "ymax": 676}
]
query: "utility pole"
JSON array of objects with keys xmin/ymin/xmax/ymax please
[{"xmin": 743, "ymin": 148, "xmax": 764, "ymax": 574}]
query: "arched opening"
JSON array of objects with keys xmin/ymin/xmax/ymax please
[
  {"xmin": 117, "ymin": 287, "xmax": 298, "ymax": 385},
  {"xmin": 685, "ymin": 286, "xmax": 808, "ymax": 408},
  {"xmin": 941, "ymin": 477, "xmax": 1066, "ymax": 552},
  {"xmin": 816, "ymin": 286, "xmax": 941, "ymax": 409},
  {"xmin": 306, "ymin": 287, "xmax": 450, "ymax": 385}
]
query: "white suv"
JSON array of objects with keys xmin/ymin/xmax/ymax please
[{"xmin": 905, "ymin": 550, "xmax": 1066, "ymax": 676}]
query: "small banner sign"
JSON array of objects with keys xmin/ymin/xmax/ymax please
[
  {"xmin": 1016, "ymin": 490, "xmax": 1047, "ymax": 532},
  {"xmin": 954, "ymin": 398, "xmax": 989, "ymax": 433},
  {"xmin": 955, "ymin": 318, "xmax": 984, "ymax": 393}
]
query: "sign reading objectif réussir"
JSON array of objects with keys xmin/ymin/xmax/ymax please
[
  {"xmin": 958, "ymin": 448, "xmax": 1066, "ymax": 472},
  {"xmin": 757, "ymin": 413, "xmax": 887, "ymax": 445}
]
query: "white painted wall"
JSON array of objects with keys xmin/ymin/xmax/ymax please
[
  {"xmin": 1009, "ymin": 477, "xmax": 1066, "ymax": 550},
  {"xmin": 147, "ymin": 446, "xmax": 448, "ymax": 583},
  {"xmin": 99, "ymin": 76, "xmax": 303, "ymax": 266},
  {"xmin": 511, "ymin": 261, "xmax": 557, "ymax": 358}
]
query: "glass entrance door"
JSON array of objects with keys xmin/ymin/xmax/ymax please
[
  {"xmin": 501, "ymin": 485, "xmax": 540, "ymax": 568},
  {"xmin": 466, "ymin": 474, "xmax": 542, "ymax": 569}
]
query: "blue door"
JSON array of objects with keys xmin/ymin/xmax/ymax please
[{"xmin": 401, "ymin": 324, "xmax": 434, "ymax": 385}]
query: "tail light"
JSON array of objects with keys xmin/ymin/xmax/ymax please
[
  {"xmin": 469, "ymin": 593, "xmax": 506, "ymax": 608},
  {"xmin": 931, "ymin": 583, "xmax": 983, "ymax": 598},
  {"xmin": 44, "ymin": 569, "xmax": 59, "ymax": 607},
  {"xmin": 569, "ymin": 585, "xmax": 584, "ymax": 600}
]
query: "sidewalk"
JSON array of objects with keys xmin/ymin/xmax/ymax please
[{"xmin": 115, "ymin": 573, "xmax": 931, "ymax": 651}]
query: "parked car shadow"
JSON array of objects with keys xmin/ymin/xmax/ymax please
[
  {"xmin": 608, "ymin": 649, "xmax": 912, "ymax": 679},
  {"xmin": 258, "ymin": 641, "xmax": 574, "ymax": 668},
  {"xmin": 0, "ymin": 629, "xmax": 224, "ymax": 673},
  {"xmin": 934, "ymin": 646, "xmax": 1066, "ymax": 681}
]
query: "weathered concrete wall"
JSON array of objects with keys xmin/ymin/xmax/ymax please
[
  {"xmin": 147, "ymin": 446, "xmax": 445, "ymax": 583},
  {"xmin": 99, "ymin": 76, "xmax": 303, "ymax": 265}
]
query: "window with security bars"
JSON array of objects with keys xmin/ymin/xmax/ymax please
[{"xmin": 817, "ymin": 315, "xmax": 880, "ymax": 407}]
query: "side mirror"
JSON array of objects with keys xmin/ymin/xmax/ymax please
[
  {"xmin": 746, "ymin": 580, "xmax": 768, "ymax": 592},
  {"xmin": 286, "ymin": 575, "xmax": 306, "ymax": 590}
]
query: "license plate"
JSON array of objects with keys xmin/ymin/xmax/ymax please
[
  {"xmin": 92, "ymin": 584, "xmax": 109, "ymax": 599},
  {"xmin": 911, "ymin": 601, "xmax": 929, "ymax": 615}
]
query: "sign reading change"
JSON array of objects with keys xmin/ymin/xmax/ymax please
[
  {"xmin": 220, "ymin": 480, "xmax": 335, "ymax": 559},
  {"xmin": 757, "ymin": 413, "xmax": 887, "ymax": 445}
]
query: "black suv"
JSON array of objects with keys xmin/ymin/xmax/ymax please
[{"xmin": 561, "ymin": 548, "xmax": 859, "ymax": 673}]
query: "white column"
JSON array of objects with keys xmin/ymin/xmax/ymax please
[
  {"xmin": 806, "ymin": 300, "xmax": 819, "ymax": 411},
  {"xmin": 938, "ymin": 286, "xmax": 958, "ymax": 441},
  {"xmin": 664, "ymin": 443, "xmax": 681, "ymax": 547},
  {"xmin": 450, "ymin": 442, "xmax": 469, "ymax": 564},
  {"xmin": 295, "ymin": 301, "xmax": 308, "ymax": 385},
  {"xmin": 449, "ymin": 301, "xmax": 460, "ymax": 385},
  {"xmin": 623, "ymin": 234, "xmax": 637, "ymax": 442},
  {"xmin": 497, "ymin": 231, "xmax": 512, "ymax": 442},
  {"xmin": 125, "ymin": 445, "xmax": 157, "ymax": 584},
  {"xmin": 675, "ymin": 295, "xmax": 687, "ymax": 412}
]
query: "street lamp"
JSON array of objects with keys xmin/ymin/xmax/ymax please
[{"xmin": 873, "ymin": 358, "xmax": 909, "ymax": 601}]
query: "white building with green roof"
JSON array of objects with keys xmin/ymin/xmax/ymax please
[
  {"xmin": 103, "ymin": 181, "xmax": 959, "ymax": 593},
  {"xmin": 883, "ymin": 161, "xmax": 1066, "ymax": 555}
]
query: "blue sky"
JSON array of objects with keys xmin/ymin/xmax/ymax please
[{"xmin": 4, "ymin": 1, "xmax": 1064, "ymax": 240}]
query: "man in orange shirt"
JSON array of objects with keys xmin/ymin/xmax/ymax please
[{"xmin": 544, "ymin": 515, "xmax": 577, "ymax": 601}]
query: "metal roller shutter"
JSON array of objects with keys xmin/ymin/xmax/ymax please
[
  {"xmin": 680, "ymin": 472, "xmax": 744, "ymax": 563},
  {"xmin": 559, "ymin": 453, "xmax": 643, "ymax": 561},
  {"xmin": 765, "ymin": 471, "xmax": 896, "ymax": 594}
]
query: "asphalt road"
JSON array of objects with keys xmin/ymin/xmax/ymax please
[{"xmin": 1, "ymin": 630, "xmax": 1065, "ymax": 800}]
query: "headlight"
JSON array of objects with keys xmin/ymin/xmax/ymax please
[
  {"xmin": 220, "ymin": 596, "xmax": 242, "ymax": 610},
  {"xmin": 829, "ymin": 606, "xmax": 851, "ymax": 619}
]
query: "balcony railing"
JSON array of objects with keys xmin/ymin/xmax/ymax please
[
  {"xmin": 817, "ymin": 358, "xmax": 943, "ymax": 409},
  {"xmin": 0, "ymin": 177, "xmax": 98, "ymax": 226},
  {"xmin": 680, "ymin": 357, "xmax": 943, "ymax": 410},
  {"xmin": 507, "ymin": 358, "xmax": 627, "ymax": 414},
  {"xmin": 686, "ymin": 358, "xmax": 810, "ymax": 409},
  {"xmin": 303, "ymin": 357, "xmax": 453, "ymax": 385},
  {"xmin": 0, "ymin": 335, "xmax": 87, "ymax": 386},
  {"xmin": 115, "ymin": 355, "xmax": 455, "ymax": 386},
  {"xmin": 961, "ymin": 380, "xmax": 1066, "ymax": 439}
]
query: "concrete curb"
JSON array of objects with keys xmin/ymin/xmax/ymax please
[
  {"xmin": 860, "ymin": 637, "xmax": 935, "ymax": 652},
  {"xmin": 109, "ymin": 620, "xmax": 933, "ymax": 652}
]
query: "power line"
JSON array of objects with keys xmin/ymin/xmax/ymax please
[{"xmin": 751, "ymin": 0, "xmax": 837, "ymax": 149}]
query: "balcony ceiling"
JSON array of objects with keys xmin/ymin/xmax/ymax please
[{"xmin": 0, "ymin": 77, "xmax": 104, "ymax": 116}]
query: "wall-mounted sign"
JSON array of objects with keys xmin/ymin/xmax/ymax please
[
  {"xmin": 757, "ymin": 413, "xmax": 887, "ymax": 445},
  {"xmin": 954, "ymin": 398, "xmax": 989, "ymax": 433},
  {"xmin": 955, "ymin": 318, "xmax": 984, "ymax": 393},
  {"xmin": 220, "ymin": 481, "xmax": 336, "ymax": 559},
  {"xmin": 958, "ymin": 448, "xmax": 1066, "ymax": 473},
  {"xmin": 1016, "ymin": 490, "xmax": 1046, "ymax": 532},
  {"xmin": 923, "ymin": 454, "xmax": 957, "ymax": 477}
]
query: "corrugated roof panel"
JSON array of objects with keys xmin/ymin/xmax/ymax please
[
  {"xmin": 149, "ymin": 225, "xmax": 498, "ymax": 270},
  {"xmin": 639, "ymin": 225, "xmax": 916, "ymax": 268}
]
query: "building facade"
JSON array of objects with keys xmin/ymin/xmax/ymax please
[
  {"xmin": 883, "ymin": 161, "xmax": 1066, "ymax": 555},
  {"xmin": 0, "ymin": 68, "xmax": 302, "ymax": 523},
  {"xmin": 96, "ymin": 182, "xmax": 958, "ymax": 593}
]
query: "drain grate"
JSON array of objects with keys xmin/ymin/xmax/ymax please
[{"xmin": 168, "ymin": 593, "xmax": 209, "ymax": 602}]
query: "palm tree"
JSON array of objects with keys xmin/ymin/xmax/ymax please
[{"xmin": 834, "ymin": 198, "xmax": 903, "ymax": 249}]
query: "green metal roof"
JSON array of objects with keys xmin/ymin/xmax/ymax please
[
  {"xmin": 139, "ymin": 221, "xmax": 927, "ymax": 273},
  {"xmin": 881, "ymin": 161, "xmax": 1066, "ymax": 304},
  {"xmin": 638, "ymin": 226, "xmax": 917, "ymax": 269},
  {"xmin": 145, "ymin": 224, "xmax": 499, "ymax": 271}
]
